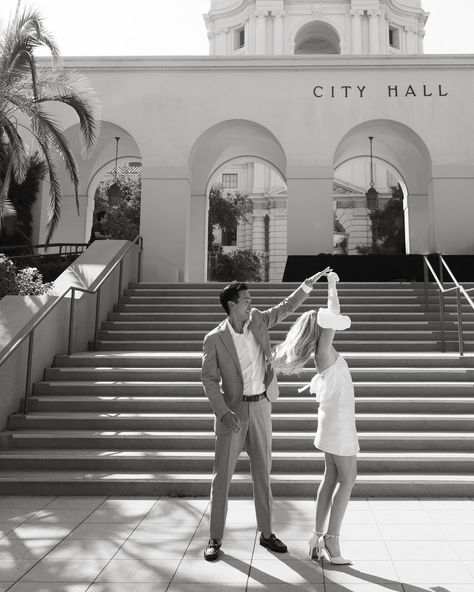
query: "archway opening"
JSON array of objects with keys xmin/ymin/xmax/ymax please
[
  {"xmin": 294, "ymin": 21, "xmax": 341, "ymax": 54},
  {"xmin": 333, "ymin": 120, "xmax": 432, "ymax": 256}
]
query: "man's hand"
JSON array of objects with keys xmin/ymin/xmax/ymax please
[
  {"xmin": 221, "ymin": 411, "xmax": 241, "ymax": 433},
  {"xmin": 305, "ymin": 266, "xmax": 332, "ymax": 288}
]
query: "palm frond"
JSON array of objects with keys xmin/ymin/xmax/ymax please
[
  {"xmin": 2, "ymin": 122, "xmax": 29, "ymax": 183},
  {"xmin": 37, "ymin": 140, "xmax": 62, "ymax": 244}
]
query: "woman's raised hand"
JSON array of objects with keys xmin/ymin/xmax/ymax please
[{"xmin": 305, "ymin": 266, "xmax": 332, "ymax": 288}]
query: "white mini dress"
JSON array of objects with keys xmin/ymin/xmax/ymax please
[{"xmin": 306, "ymin": 355, "xmax": 359, "ymax": 457}]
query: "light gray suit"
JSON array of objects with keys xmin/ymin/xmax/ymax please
[{"xmin": 201, "ymin": 284, "xmax": 310, "ymax": 539}]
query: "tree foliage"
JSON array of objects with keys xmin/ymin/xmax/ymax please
[
  {"xmin": 209, "ymin": 248, "xmax": 264, "ymax": 282},
  {"xmin": 0, "ymin": 3, "xmax": 99, "ymax": 242},
  {"xmin": 370, "ymin": 185, "xmax": 406, "ymax": 254},
  {"xmin": 94, "ymin": 174, "xmax": 141, "ymax": 241},
  {"xmin": 207, "ymin": 184, "xmax": 251, "ymax": 250},
  {"xmin": 0, "ymin": 254, "xmax": 52, "ymax": 299}
]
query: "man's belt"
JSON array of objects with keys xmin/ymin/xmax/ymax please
[{"xmin": 242, "ymin": 392, "xmax": 266, "ymax": 402}]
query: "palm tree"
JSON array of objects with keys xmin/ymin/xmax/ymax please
[{"xmin": 0, "ymin": 3, "xmax": 99, "ymax": 242}]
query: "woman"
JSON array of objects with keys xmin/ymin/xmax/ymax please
[{"xmin": 273, "ymin": 272, "xmax": 358, "ymax": 565}]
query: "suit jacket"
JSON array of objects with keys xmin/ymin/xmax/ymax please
[{"xmin": 201, "ymin": 284, "xmax": 310, "ymax": 433}]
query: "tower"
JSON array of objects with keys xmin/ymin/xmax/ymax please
[{"xmin": 204, "ymin": 0, "xmax": 429, "ymax": 56}]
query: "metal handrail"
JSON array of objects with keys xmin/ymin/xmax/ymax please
[
  {"xmin": 423, "ymin": 254, "xmax": 474, "ymax": 356},
  {"xmin": 0, "ymin": 235, "xmax": 143, "ymax": 413}
]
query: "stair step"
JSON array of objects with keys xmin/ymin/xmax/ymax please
[
  {"xmin": 0, "ymin": 470, "xmax": 472, "ymax": 497},
  {"xmin": 10, "ymin": 430, "xmax": 474, "ymax": 451},
  {"xmin": 8, "ymin": 412, "xmax": 474, "ymax": 431}
]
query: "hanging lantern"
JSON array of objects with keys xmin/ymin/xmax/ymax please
[
  {"xmin": 107, "ymin": 136, "xmax": 122, "ymax": 206},
  {"xmin": 365, "ymin": 136, "xmax": 379, "ymax": 211}
]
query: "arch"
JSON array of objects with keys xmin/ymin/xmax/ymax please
[
  {"xmin": 294, "ymin": 20, "xmax": 341, "ymax": 54},
  {"xmin": 333, "ymin": 119, "xmax": 433, "ymax": 254},
  {"xmin": 189, "ymin": 119, "xmax": 287, "ymax": 196}
]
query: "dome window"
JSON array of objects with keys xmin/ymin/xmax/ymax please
[{"xmin": 389, "ymin": 26, "xmax": 401, "ymax": 49}]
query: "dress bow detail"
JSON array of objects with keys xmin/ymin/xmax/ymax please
[{"xmin": 298, "ymin": 373, "xmax": 324, "ymax": 402}]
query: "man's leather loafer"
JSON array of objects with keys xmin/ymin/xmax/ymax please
[
  {"xmin": 259, "ymin": 533, "xmax": 288, "ymax": 553},
  {"xmin": 204, "ymin": 538, "xmax": 221, "ymax": 561}
]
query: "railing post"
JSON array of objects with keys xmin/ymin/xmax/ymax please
[
  {"xmin": 456, "ymin": 287, "xmax": 464, "ymax": 357},
  {"xmin": 439, "ymin": 290, "xmax": 446, "ymax": 353},
  {"xmin": 94, "ymin": 288, "xmax": 101, "ymax": 351},
  {"xmin": 23, "ymin": 331, "xmax": 35, "ymax": 415},
  {"xmin": 118, "ymin": 260, "xmax": 124, "ymax": 307},
  {"xmin": 423, "ymin": 258, "xmax": 429, "ymax": 311},
  {"xmin": 68, "ymin": 287, "xmax": 76, "ymax": 355},
  {"xmin": 138, "ymin": 237, "xmax": 143, "ymax": 283}
]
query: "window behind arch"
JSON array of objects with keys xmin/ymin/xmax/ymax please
[{"xmin": 294, "ymin": 21, "xmax": 340, "ymax": 54}]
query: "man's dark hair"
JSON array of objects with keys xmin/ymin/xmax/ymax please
[
  {"xmin": 96, "ymin": 210, "xmax": 107, "ymax": 221},
  {"xmin": 220, "ymin": 282, "xmax": 248, "ymax": 315}
]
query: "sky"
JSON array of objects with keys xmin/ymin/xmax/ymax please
[{"xmin": 0, "ymin": 0, "xmax": 473, "ymax": 56}]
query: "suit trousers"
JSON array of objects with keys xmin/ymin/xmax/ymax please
[{"xmin": 209, "ymin": 396, "xmax": 273, "ymax": 540}]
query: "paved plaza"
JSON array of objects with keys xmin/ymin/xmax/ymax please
[{"xmin": 0, "ymin": 495, "xmax": 472, "ymax": 591}]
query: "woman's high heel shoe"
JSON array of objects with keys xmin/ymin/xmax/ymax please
[
  {"xmin": 308, "ymin": 530, "xmax": 324, "ymax": 559},
  {"xmin": 318, "ymin": 534, "xmax": 352, "ymax": 565}
]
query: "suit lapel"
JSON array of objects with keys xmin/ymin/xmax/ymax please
[{"xmin": 218, "ymin": 321, "xmax": 243, "ymax": 378}]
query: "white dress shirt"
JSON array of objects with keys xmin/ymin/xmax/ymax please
[{"xmin": 225, "ymin": 282, "xmax": 312, "ymax": 396}]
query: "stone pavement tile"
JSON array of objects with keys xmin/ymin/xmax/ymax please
[
  {"xmin": 342, "ymin": 510, "xmax": 377, "ymax": 524},
  {"xmin": 323, "ymin": 561, "xmax": 400, "ymax": 586},
  {"xmin": 193, "ymin": 521, "xmax": 257, "ymax": 540},
  {"xmin": 95, "ymin": 558, "xmax": 181, "ymax": 583},
  {"xmin": 0, "ymin": 538, "xmax": 61, "ymax": 559},
  {"xmin": 106, "ymin": 497, "xmax": 158, "ymax": 503},
  {"xmin": 184, "ymin": 538, "xmax": 254, "ymax": 561},
  {"xmin": 247, "ymin": 584, "xmax": 324, "ymax": 592},
  {"xmin": 0, "ymin": 557, "xmax": 40, "ymax": 581},
  {"xmin": 272, "ymin": 500, "xmax": 316, "ymax": 513},
  {"xmin": 172, "ymin": 556, "xmax": 250, "ymax": 583},
  {"xmin": 145, "ymin": 499, "xmax": 208, "ymax": 522},
  {"xmin": 367, "ymin": 499, "xmax": 424, "ymax": 510},
  {"xmin": 249, "ymin": 559, "xmax": 324, "ymax": 584},
  {"xmin": 333, "ymin": 540, "xmax": 391, "ymax": 561},
  {"xmin": 464, "ymin": 561, "xmax": 474, "ymax": 578},
  {"xmin": 451, "ymin": 540, "xmax": 474, "ymax": 561},
  {"xmin": 116, "ymin": 538, "xmax": 190, "ymax": 560},
  {"xmin": 393, "ymin": 560, "xmax": 474, "ymax": 584},
  {"xmin": 66, "ymin": 522, "xmax": 136, "ymax": 540},
  {"xmin": 403, "ymin": 586, "xmax": 474, "ymax": 592},
  {"xmin": 45, "ymin": 497, "xmax": 106, "ymax": 509},
  {"xmin": 0, "ymin": 509, "xmax": 40, "ymax": 523},
  {"xmin": 89, "ymin": 584, "xmax": 168, "ymax": 592},
  {"xmin": 427, "ymin": 510, "xmax": 474, "ymax": 525},
  {"xmin": 20, "ymin": 557, "xmax": 110, "ymax": 583},
  {"xmin": 377, "ymin": 523, "xmax": 446, "ymax": 541},
  {"xmin": 252, "ymin": 538, "xmax": 313, "ymax": 561},
  {"xmin": 0, "ymin": 497, "xmax": 55, "ymax": 509},
  {"xmin": 26, "ymin": 508, "xmax": 94, "ymax": 524},
  {"xmin": 130, "ymin": 521, "xmax": 200, "ymax": 540},
  {"xmin": 420, "ymin": 498, "xmax": 473, "ymax": 510},
  {"xmin": 438, "ymin": 525, "xmax": 474, "ymax": 541},
  {"xmin": 9, "ymin": 523, "xmax": 77, "ymax": 539},
  {"xmin": 46, "ymin": 538, "xmax": 123, "ymax": 560},
  {"xmin": 168, "ymin": 584, "xmax": 247, "ymax": 592},
  {"xmin": 268, "ymin": 522, "xmax": 320, "ymax": 540},
  {"xmin": 8, "ymin": 584, "xmax": 89, "ymax": 592},
  {"xmin": 326, "ymin": 585, "xmax": 403, "ymax": 592},
  {"xmin": 0, "ymin": 522, "xmax": 17, "ymax": 537},
  {"xmin": 371, "ymin": 509, "xmax": 434, "ymax": 525},
  {"xmin": 340, "ymin": 524, "xmax": 383, "ymax": 540},
  {"xmin": 0, "ymin": 585, "xmax": 13, "ymax": 592},
  {"xmin": 385, "ymin": 539, "xmax": 459, "ymax": 561}
]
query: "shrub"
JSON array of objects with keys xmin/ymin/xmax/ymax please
[
  {"xmin": 0, "ymin": 254, "xmax": 52, "ymax": 299},
  {"xmin": 209, "ymin": 248, "xmax": 265, "ymax": 282}
]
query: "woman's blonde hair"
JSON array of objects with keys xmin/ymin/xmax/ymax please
[{"xmin": 273, "ymin": 310, "xmax": 319, "ymax": 375}]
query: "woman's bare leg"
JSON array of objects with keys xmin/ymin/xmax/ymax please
[
  {"xmin": 315, "ymin": 453, "xmax": 338, "ymax": 533},
  {"xmin": 325, "ymin": 454, "xmax": 357, "ymax": 556}
]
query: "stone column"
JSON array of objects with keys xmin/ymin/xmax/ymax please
[
  {"xmin": 350, "ymin": 9, "xmax": 363, "ymax": 54},
  {"xmin": 255, "ymin": 10, "xmax": 268, "ymax": 55},
  {"xmin": 272, "ymin": 10, "xmax": 284, "ymax": 55},
  {"xmin": 189, "ymin": 194, "xmax": 208, "ymax": 281},
  {"xmin": 368, "ymin": 10, "xmax": 381, "ymax": 54},
  {"xmin": 215, "ymin": 28, "xmax": 228, "ymax": 55},
  {"xmin": 140, "ymin": 165, "xmax": 191, "ymax": 281},
  {"xmin": 286, "ymin": 166, "xmax": 333, "ymax": 257},
  {"xmin": 207, "ymin": 32, "xmax": 216, "ymax": 56}
]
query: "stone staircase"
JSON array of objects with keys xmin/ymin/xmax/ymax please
[{"xmin": 1, "ymin": 282, "xmax": 474, "ymax": 496}]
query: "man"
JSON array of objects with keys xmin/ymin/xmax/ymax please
[
  {"xmin": 201, "ymin": 267, "xmax": 331, "ymax": 561},
  {"xmin": 88, "ymin": 210, "xmax": 108, "ymax": 245}
]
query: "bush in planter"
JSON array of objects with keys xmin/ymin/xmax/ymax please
[
  {"xmin": 0, "ymin": 254, "xmax": 52, "ymax": 299},
  {"xmin": 209, "ymin": 248, "xmax": 265, "ymax": 282}
]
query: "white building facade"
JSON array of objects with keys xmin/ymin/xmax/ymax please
[{"xmin": 30, "ymin": 1, "xmax": 474, "ymax": 282}]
